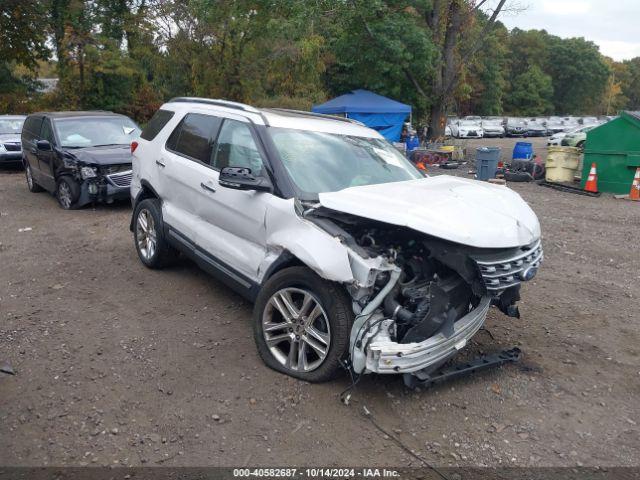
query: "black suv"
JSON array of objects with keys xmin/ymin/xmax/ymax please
[{"xmin": 22, "ymin": 111, "xmax": 140, "ymax": 209}]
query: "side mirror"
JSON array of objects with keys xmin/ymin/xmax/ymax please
[
  {"xmin": 36, "ymin": 140, "xmax": 52, "ymax": 151},
  {"xmin": 218, "ymin": 166, "xmax": 272, "ymax": 192}
]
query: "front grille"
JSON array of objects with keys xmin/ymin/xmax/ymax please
[
  {"xmin": 3, "ymin": 143, "xmax": 21, "ymax": 152},
  {"xmin": 474, "ymin": 239, "xmax": 543, "ymax": 294},
  {"xmin": 101, "ymin": 163, "xmax": 132, "ymax": 175},
  {"xmin": 107, "ymin": 170, "xmax": 132, "ymax": 187}
]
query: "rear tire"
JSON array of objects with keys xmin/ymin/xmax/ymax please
[
  {"xmin": 133, "ymin": 198, "xmax": 177, "ymax": 268},
  {"xmin": 253, "ymin": 267, "xmax": 353, "ymax": 382},
  {"xmin": 25, "ymin": 162, "xmax": 44, "ymax": 192}
]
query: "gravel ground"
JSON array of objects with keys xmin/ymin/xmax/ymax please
[{"xmin": 1, "ymin": 137, "xmax": 639, "ymax": 468}]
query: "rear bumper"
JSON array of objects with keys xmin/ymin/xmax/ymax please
[{"xmin": 365, "ymin": 296, "xmax": 491, "ymax": 374}]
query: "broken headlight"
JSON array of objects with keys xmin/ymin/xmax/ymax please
[{"xmin": 80, "ymin": 166, "xmax": 97, "ymax": 179}]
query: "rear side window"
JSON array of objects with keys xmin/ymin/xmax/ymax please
[
  {"xmin": 166, "ymin": 113, "xmax": 222, "ymax": 164},
  {"xmin": 140, "ymin": 109, "xmax": 175, "ymax": 141},
  {"xmin": 40, "ymin": 119, "xmax": 56, "ymax": 145}
]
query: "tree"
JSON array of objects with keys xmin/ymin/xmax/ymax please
[
  {"xmin": 546, "ymin": 37, "xmax": 610, "ymax": 114},
  {"xmin": 0, "ymin": 0, "xmax": 48, "ymax": 68},
  {"xmin": 0, "ymin": 0, "xmax": 48, "ymax": 110},
  {"xmin": 426, "ymin": 0, "xmax": 509, "ymax": 138},
  {"xmin": 462, "ymin": 19, "xmax": 509, "ymax": 115},
  {"xmin": 506, "ymin": 28, "xmax": 550, "ymax": 77},
  {"xmin": 620, "ymin": 57, "xmax": 640, "ymax": 110},
  {"xmin": 599, "ymin": 59, "xmax": 629, "ymax": 115},
  {"xmin": 328, "ymin": 1, "xmax": 436, "ymax": 117},
  {"xmin": 505, "ymin": 65, "xmax": 553, "ymax": 116}
]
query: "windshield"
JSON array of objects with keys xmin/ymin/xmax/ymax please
[
  {"xmin": 268, "ymin": 127, "xmax": 423, "ymax": 197},
  {"xmin": 0, "ymin": 118, "xmax": 25, "ymax": 134},
  {"xmin": 508, "ymin": 118, "xmax": 525, "ymax": 126},
  {"xmin": 459, "ymin": 120, "xmax": 478, "ymax": 127},
  {"xmin": 54, "ymin": 116, "xmax": 140, "ymax": 148}
]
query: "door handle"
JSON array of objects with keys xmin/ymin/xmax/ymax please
[
  {"xmin": 155, "ymin": 159, "xmax": 166, "ymax": 168},
  {"xmin": 200, "ymin": 182, "xmax": 216, "ymax": 193}
]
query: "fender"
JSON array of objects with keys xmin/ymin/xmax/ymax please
[{"xmin": 129, "ymin": 180, "xmax": 161, "ymax": 231}]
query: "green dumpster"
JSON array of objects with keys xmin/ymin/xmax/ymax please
[{"xmin": 581, "ymin": 111, "xmax": 640, "ymax": 194}]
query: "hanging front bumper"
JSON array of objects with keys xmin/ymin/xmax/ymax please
[{"xmin": 364, "ymin": 296, "xmax": 492, "ymax": 374}]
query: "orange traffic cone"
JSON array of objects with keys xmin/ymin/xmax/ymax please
[
  {"xmin": 584, "ymin": 163, "xmax": 598, "ymax": 193},
  {"xmin": 629, "ymin": 167, "xmax": 640, "ymax": 201}
]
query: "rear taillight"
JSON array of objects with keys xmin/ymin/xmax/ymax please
[{"xmin": 131, "ymin": 141, "xmax": 138, "ymax": 154}]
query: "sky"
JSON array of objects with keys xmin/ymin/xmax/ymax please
[{"xmin": 499, "ymin": 0, "xmax": 640, "ymax": 61}]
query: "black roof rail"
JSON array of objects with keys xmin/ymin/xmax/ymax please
[{"xmin": 265, "ymin": 108, "xmax": 363, "ymax": 126}]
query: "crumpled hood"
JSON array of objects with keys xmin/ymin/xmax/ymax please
[
  {"xmin": 0, "ymin": 134, "xmax": 21, "ymax": 144},
  {"xmin": 65, "ymin": 145, "xmax": 132, "ymax": 166},
  {"xmin": 318, "ymin": 176, "xmax": 541, "ymax": 248}
]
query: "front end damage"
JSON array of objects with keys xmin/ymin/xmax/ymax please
[
  {"xmin": 304, "ymin": 206, "xmax": 543, "ymax": 380},
  {"xmin": 59, "ymin": 152, "xmax": 132, "ymax": 207}
]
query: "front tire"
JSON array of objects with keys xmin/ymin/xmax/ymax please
[
  {"xmin": 25, "ymin": 162, "xmax": 44, "ymax": 192},
  {"xmin": 253, "ymin": 267, "xmax": 353, "ymax": 382},
  {"xmin": 133, "ymin": 198, "xmax": 177, "ymax": 268},
  {"xmin": 56, "ymin": 176, "xmax": 79, "ymax": 209}
]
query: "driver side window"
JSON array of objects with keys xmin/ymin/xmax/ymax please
[
  {"xmin": 212, "ymin": 119, "xmax": 263, "ymax": 173},
  {"xmin": 40, "ymin": 119, "xmax": 55, "ymax": 145}
]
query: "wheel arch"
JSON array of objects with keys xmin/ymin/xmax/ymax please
[
  {"xmin": 259, "ymin": 251, "xmax": 307, "ymax": 286},
  {"xmin": 130, "ymin": 181, "xmax": 161, "ymax": 231}
]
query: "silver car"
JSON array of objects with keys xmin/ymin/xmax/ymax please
[{"xmin": 0, "ymin": 115, "xmax": 26, "ymax": 166}]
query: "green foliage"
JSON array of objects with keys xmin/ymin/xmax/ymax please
[
  {"xmin": 505, "ymin": 65, "xmax": 554, "ymax": 116},
  {"xmin": 0, "ymin": 0, "xmax": 48, "ymax": 109},
  {"xmin": 327, "ymin": 0, "xmax": 437, "ymax": 117},
  {"xmin": 0, "ymin": 0, "xmax": 48, "ymax": 68},
  {"xmin": 546, "ymin": 37, "xmax": 610, "ymax": 114},
  {"xmin": 620, "ymin": 58, "xmax": 640, "ymax": 110},
  {"xmin": 1, "ymin": 0, "xmax": 640, "ymax": 123},
  {"xmin": 464, "ymin": 22, "xmax": 509, "ymax": 115}
]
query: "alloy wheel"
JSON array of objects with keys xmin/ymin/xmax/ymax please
[
  {"xmin": 136, "ymin": 208, "xmax": 157, "ymax": 261},
  {"xmin": 58, "ymin": 181, "xmax": 72, "ymax": 209},
  {"xmin": 26, "ymin": 166, "xmax": 33, "ymax": 190},
  {"xmin": 262, "ymin": 287, "xmax": 331, "ymax": 372}
]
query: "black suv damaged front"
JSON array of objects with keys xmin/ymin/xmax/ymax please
[{"xmin": 21, "ymin": 112, "xmax": 140, "ymax": 209}]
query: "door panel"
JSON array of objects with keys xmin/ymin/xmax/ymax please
[
  {"xmin": 159, "ymin": 113, "xmax": 269, "ymax": 282},
  {"xmin": 195, "ymin": 166, "xmax": 267, "ymax": 281},
  {"xmin": 36, "ymin": 118, "xmax": 57, "ymax": 190},
  {"xmin": 160, "ymin": 113, "xmax": 223, "ymax": 244},
  {"xmin": 23, "ymin": 117, "xmax": 43, "ymax": 181}
]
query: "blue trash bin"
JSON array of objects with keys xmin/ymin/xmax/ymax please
[
  {"xmin": 513, "ymin": 142, "xmax": 533, "ymax": 160},
  {"xmin": 475, "ymin": 147, "xmax": 501, "ymax": 181}
]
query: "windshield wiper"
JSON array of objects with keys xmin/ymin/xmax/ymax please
[{"xmin": 92, "ymin": 143, "xmax": 128, "ymax": 148}]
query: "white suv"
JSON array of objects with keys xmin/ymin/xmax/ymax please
[{"xmin": 130, "ymin": 97, "xmax": 543, "ymax": 383}]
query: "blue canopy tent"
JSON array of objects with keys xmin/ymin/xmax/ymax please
[{"xmin": 312, "ymin": 89, "xmax": 411, "ymax": 142}]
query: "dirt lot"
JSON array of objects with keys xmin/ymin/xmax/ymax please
[{"xmin": 1, "ymin": 137, "xmax": 639, "ymax": 468}]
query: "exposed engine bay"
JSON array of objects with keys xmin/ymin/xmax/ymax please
[{"xmin": 305, "ymin": 206, "xmax": 542, "ymax": 377}]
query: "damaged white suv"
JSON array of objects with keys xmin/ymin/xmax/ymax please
[{"xmin": 130, "ymin": 98, "xmax": 542, "ymax": 383}]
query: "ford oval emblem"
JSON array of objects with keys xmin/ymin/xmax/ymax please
[{"xmin": 519, "ymin": 267, "xmax": 538, "ymax": 282}]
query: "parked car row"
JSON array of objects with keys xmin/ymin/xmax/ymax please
[
  {"xmin": 446, "ymin": 115, "xmax": 612, "ymax": 139},
  {"xmin": 1, "ymin": 100, "xmax": 543, "ymax": 385}
]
